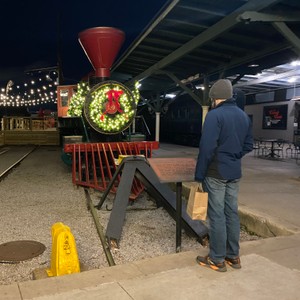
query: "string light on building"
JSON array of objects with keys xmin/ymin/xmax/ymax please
[{"xmin": 0, "ymin": 71, "xmax": 58, "ymax": 107}]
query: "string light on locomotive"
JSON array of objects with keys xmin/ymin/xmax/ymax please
[
  {"xmin": 67, "ymin": 82, "xmax": 90, "ymax": 116},
  {"xmin": 68, "ymin": 81, "xmax": 140, "ymax": 134}
]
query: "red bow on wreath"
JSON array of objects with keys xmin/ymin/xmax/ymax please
[{"xmin": 100, "ymin": 89, "xmax": 124, "ymax": 121}]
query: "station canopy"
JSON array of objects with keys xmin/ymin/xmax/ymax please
[{"xmin": 111, "ymin": 0, "xmax": 300, "ymax": 103}]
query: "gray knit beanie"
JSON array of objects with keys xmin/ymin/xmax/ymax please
[{"xmin": 209, "ymin": 79, "xmax": 233, "ymax": 99}]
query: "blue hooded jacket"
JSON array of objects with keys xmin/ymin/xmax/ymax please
[{"xmin": 195, "ymin": 99, "xmax": 253, "ymax": 181}]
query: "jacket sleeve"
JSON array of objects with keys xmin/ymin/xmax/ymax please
[
  {"xmin": 195, "ymin": 112, "xmax": 220, "ymax": 182},
  {"xmin": 242, "ymin": 118, "xmax": 254, "ymax": 156}
]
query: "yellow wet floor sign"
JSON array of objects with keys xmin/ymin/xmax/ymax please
[{"xmin": 46, "ymin": 222, "xmax": 80, "ymax": 277}]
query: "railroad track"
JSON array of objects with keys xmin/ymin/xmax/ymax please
[
  {"xmin": 0, "ymin": 148, "xmax": 9, "ymax": 156},
  {"xmin": 84, "ymin": 188, "xmax": 116, "ymax": 266},
  {"xmin": 0, "ymin": 146, "xmax": 37, "ymax": 180}
]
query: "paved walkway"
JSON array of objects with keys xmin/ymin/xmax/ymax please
[{"xmin": 1, "ymin": 143, "xmax": 300, "ymax": 300}]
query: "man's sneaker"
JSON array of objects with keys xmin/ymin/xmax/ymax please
[
  {"xmin": 225, "ymin": 256, "xmax": 241, "ymax": 269},
  {"xmin": 196, "ymin": 256, "xmax": 227, "ymax": 272}
]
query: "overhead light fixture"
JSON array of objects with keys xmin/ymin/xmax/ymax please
[
  {"xmin": 291, "ymin": 96, "xmax": 300, "ymax": 101},
  {"xmin": 166, "ymin": 93, "xmax": 176, "ymax": 98},
  {"xmin": 290, "ymin": 60, "xmax": 300, "ymax": 66}
]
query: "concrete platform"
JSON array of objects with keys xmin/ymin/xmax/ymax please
[{"xmin": 1, "ymin": 143, "xmax": 300, "ymax": 299}]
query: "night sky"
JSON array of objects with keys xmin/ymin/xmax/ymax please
[{"xmin": 0, "ymin": 0, "xmax": 169, "ymax": 85}]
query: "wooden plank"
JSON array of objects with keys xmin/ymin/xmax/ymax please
[
  {"xmin": 3, "ymin": 131, "xmax": 59, "ymax": 145},
  {"xmin": 148, "ymin": 158, "xmax": 196, "ymax": 183}
]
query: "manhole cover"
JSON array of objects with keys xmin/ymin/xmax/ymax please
[{"xmin": 0, "ymin": 240, "xmax": 46, "ymax": 263}]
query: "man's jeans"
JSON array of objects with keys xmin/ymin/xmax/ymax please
[{"xmin": 203, "ymin": 177, "xmax": 240, "ymax": 263}]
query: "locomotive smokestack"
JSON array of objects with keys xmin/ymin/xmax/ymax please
[{"xmin": 78, "ymin": 27, "xmax": 125, "ymax": 80}]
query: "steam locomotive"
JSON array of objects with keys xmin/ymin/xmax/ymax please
[{"xmin": 56, "ymin": 27, "xmax": 158, "ymax": 196}]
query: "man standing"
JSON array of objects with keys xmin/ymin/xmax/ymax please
[{"xmin": 195, "ymin": 79, "xmax": 253, "ymax": 272}]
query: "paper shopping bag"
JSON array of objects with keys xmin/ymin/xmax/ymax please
[{"xmin": 186, "ymin": 183, "xmax": 208, "ymax": 220}]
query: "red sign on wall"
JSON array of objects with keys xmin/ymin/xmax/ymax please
[{"xmin": 262, "ymin": 104, "xmax": 288, "ymax": 130}]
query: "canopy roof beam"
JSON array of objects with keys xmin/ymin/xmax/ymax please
[{"xmin": 127, "ymin": 0, "xmax": 282, "ymax": 86}]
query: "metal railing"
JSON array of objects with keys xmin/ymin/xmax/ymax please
[{"xmin": 64, "ymin": 141, "xmax": 159, "ymax": 200}]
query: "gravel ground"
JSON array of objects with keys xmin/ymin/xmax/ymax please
[{"xmin": 0, "ymin": 146, "xmax": 261, "ymax": 285}]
